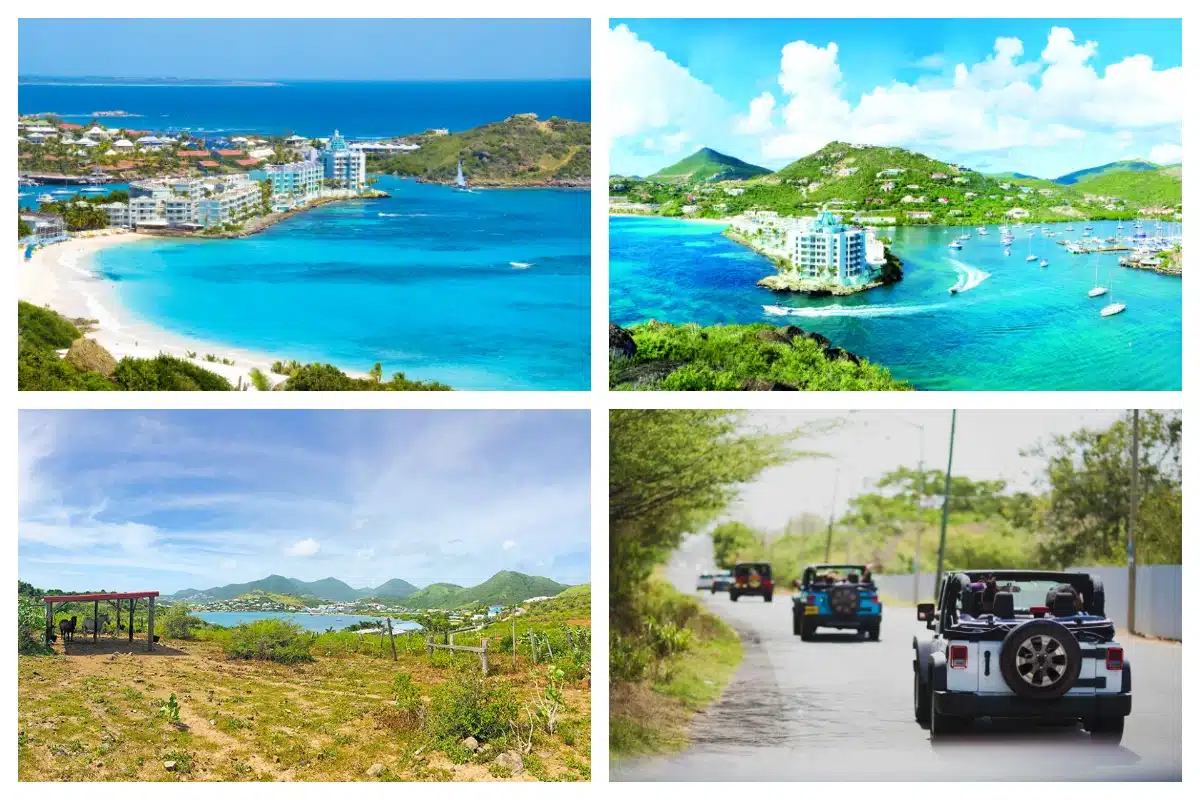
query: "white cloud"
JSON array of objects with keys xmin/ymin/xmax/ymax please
[
  {"xmin": 735, "ymin": 91, "xmax": 776, "ymax": 134},
  {"xmin": 503, "ymin": 540, "xmax": 516, "ymax": 550},
  {"xmin": 219, "ymin": 559, "xmax": 238, "ymax": 571},
  {"xmin": 606, "ymin": 24, "xmax": 727, "ymax": 151},
  {"xmin": 1149, "ymin": 143, "xmax": 1182, "ymax": 164},
  {"xmin": 285, "ymin": 538, "xmax": 321, "ymax": 558},
  {"xmin": 914, "ymin": 53, "xmax": 945, "ymax": 70},
  {"xmin": 356, "ymin": 547, "xmax": 375, "ymax": 559}
]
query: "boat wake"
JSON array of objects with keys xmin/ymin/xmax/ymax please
[
  {"xmin": 378, "ymin": 212, "xmax": 432, "ymax": 218},
  {"xmin": 763, "ymin": 302, "xmax": 947, "ymax": 319},
  {"xmin": 947, "ymin": 258, "xmax": 991, "ymax": 294},
  {"xmin": 509, "ymin": 262, "xmax": 534, "ymax": 269}
]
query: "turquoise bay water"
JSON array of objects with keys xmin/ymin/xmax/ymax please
[
  {"xmin": 196, "ymin": 611, "xmax": 422, "ymax": 633},
  {"xmin": 610, "ymin": 217, "xmax": 1181, "ymax": 390},
  {"xmin": 91, "ymin": 176, "xmax": 590, "ymax": 390}
]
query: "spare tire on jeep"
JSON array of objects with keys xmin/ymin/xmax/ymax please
[
  {"xmin": 830, "ymin": 585, "xmax": 857, "ymax": 616},
  {"xmin": 998, "ymin": 619, "xmax": 1082, "ymax": 700}
]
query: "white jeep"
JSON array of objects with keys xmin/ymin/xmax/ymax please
[{"xmin": 913, "ymin": 570, "xmax": 1131, "ymax": 742}]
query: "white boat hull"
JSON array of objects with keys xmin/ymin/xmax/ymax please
[{"xmin": 1100, "ymin": 303, "xmax": 1126, "ymax": 317}]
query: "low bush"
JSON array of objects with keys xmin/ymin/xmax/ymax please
[
  {"xmin": 221, "ymin": 619, "xmax": 314, "ymax": 664},
  {"xmin": 427, "ymin": 665, "xmax": 518, "ymax": 743},
  {"xmin": 161, "ymin": 604, "xmax": 204, "ymax": 641}
]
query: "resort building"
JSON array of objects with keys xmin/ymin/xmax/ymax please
[
  {"xmin": 19, "ymin": 212, "xmax": 66, "ymax": 244},
  {"xmin": 103, "ymin": 174, "xmax": 262, "ymax": 230},
  {"xmin": 321, "ymin": 130, "xmax": 367, "ymax": 192},
  {"xmin": 776, "ymin": 211, "xmax": 886, "ymax": 288},
  {"xmin": 250, "ymin": 161, "xmax": 323, "ymax": 211}
]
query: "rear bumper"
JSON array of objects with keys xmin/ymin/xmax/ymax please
[
  {"xmin": 795, "ymin": 612, "xmax": 880, "ymax": 629},
  {"xmin": 934, "ymin": 691, "xmax": 1131, "ymax": 720},
  {"xmin": 731, "ymin": 586, "xmax": 772, "ymax": 595}
]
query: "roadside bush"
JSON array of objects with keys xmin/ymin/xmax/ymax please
[
  {"xmin": 427, "ymin": 666, "xmax": 518, "ymax": 743},
  {"xmin": 161, "ymin": 604, "xmax": 203, "ymax": 641},
  {"xmin": 221, "ymin": 619, "xmax": 314, "ymax": 664},
  {"xmin": 112, "ymin": 355, "xmax": 233, "ymax": 391}
]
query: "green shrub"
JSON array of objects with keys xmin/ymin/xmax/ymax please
[
  {"xmin": 18, "ymin": 342, "xmax": 115, "ymax": 391},
  {"xmin": 248, "ymin": 367, "xmax": 271, "ymax": 391},
  {"xmin": 18, "ymin": 301, "xmax": 80, "ymax": 350},
  {"xmin": 18, "ymin": 596, "xmax": 53, "ymax": 655},
  {"xmin": 221, "ymin": 619, "xmax": 314, "ymax": 664},
  {"xmin": 111, "ymin": 355, "xmax": 233, "ymax": 391},
  {"xmin": 161, "ymin": 604, "xmax": 203, "ymax": 641},
  {"xmin": 427, "ymin": 666, "xmax": 518, "ymax": 743}
]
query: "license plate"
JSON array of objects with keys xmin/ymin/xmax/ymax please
[{"xmin": 804, "ymin": 606, "xmax": 819, "ymax": 615}]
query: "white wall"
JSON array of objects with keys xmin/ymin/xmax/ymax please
[{"xmin": 874, "ymin": 565, "xmax": 1181, "ymax": 641}]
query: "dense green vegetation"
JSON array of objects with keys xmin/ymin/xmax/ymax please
[
  {"xmin": 372, "ymin": 115, "xmax": 590, "ymax": 186},
  {"xmin": 612, "ymin": 141, "xmax": 1180, "ymax": 225},
  {"xmin": 32, "ymin": 190, "xmax": 128, "ymax": 231},
  {"xmin": 710, "ymin": 411, "xmax": 1182, "ymax": 589},
  {"xmin": 17, "ymin": 302, "xmax": 452, "ymax": 392},
  {"xmin": 402, "ymin": 571, "xmax": 571, "ymax": 610},
  {"xmin": 1053, "ymin": 159, "xmax": 1164, "ymax": 185},
  {"xmin": 646, "ymin": 147, "xmax": 770, "ymax": 182},
  {"xmin": 610, "ymin": 322, "xmax": 910, "ymax": 391}
]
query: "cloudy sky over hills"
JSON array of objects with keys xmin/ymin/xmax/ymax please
[
  {"xmin": 609, "ymin": 19, "xmax": 1181, "ymax": 177},
  {"xmin": 19, "ymin": 411, "xmax": 590, "ymax": 593}
]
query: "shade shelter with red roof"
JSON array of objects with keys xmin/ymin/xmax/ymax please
[{"xmin": 42, "ymin": 591, "xmax": 159, "ymax": 651}]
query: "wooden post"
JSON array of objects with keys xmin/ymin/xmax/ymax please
[
  {"xmin": 426, "ymin": 636, "xmax": 433, "ymax": 659},
  {"xmin": 45, "ymin": 601, "xmax": 53, "ymax": 646},
  {"xmin": 128, "ymin": 599, "xmax": 135, "ymax": 642},
  {"xmin": 147, "ymin": 597, "xmax": 155, "ymax": 652},
  {"xmin": 386, "ymin": 617, "xmax": 397, "ymax": 662},
  {"xmin": 93, "ymin": 600, "xmax": 99, "ymax": 643},
  {"xmin": 115, "ymin": 600, "xmax": 121, "ymax": 639},
  {"xmin": 512, "ymin": 617, "xmax": 517, "ymax": 669},
  {"xmin": 480, "ymin": 638, "xmax": 489, "ymax": 676}
]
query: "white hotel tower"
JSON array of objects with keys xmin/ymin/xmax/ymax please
[
  {"xmin": 784, "ymin": 210, "xmax": 886, "ymax": 287},
  {"xmin": 321, "ymin": 130, "xmax": 367, "ymax": 192}
]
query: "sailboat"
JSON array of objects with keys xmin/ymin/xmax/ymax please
[
  {"xmin": 1100, "ymin": 267, "xmax": 1125, "ymax": 317},
  {"xmin": 1025, "ymin": 236, "xmax": 1037, "ymax": 262},
  {"xmin": 454, "ymin": 160, "xmax": 472, "ymax": 193},
  {"xmin": 1039, "ymin": 258, "xmax": 1049, "ymax": 268},
  {"xmin": 1088, "ymin": 254, "xmax": 1108, "ymax": 297}
]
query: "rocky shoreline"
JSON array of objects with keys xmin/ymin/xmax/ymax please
[{"xmin": 756, "ymin": 274, "xmax": 885, "ymax": 296}]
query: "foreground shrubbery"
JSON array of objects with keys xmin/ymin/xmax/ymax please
[
  {"xmin": 17, "ymin": 597, "xmax": 53, "ymax": 656},
  {"xmin": 282, "ymin": 363, "xmax": 451, "ymax": 391},
  {"xmin": 610, "ymin": 322, "xmax": 910, "ymax": 391},
  {"xmin": 218, "ymin": 619, "xmax": 315, "ymax": 664},
  {"xmin": 161, "ymin": 604, "xmax": 205, "ymax": 641}
]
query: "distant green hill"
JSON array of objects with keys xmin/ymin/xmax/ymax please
[
  {"xmin": 1054, "ymin": 159, "xmax": 1162, "ymax": 185},
  {"xmin": 650, "ymin": 147, "xmax": 771, "ymax": 182},
  {"xmin": 367, "ymin": 578, "xmax": 419, "ymax": 599},
  {"xmin": 1054, "ymin": 161, "xmax": 1181, "ymax": 206},
  {"xmin": 369, "ymin": 114, "xmax": 589, "ymax": 187},
  {"xmin": 289, "ymin": 577, "xmax": 361, "ymax": 603},
  {"xmin": 401, "ymin": 571, "xmax": 572, "ymax": 609}
]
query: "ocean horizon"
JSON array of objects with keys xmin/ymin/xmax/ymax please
[
  {"xmin": 18, "ymin": 79, "xmax": 591, "ymax": 139},
  {"xmin": 610, "ymin": 217, "xmax": 1182, "ymax": 391}
]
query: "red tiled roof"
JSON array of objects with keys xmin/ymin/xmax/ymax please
[
  {"xmin": 19, "ymin": 153, "xmax": 32, "ymax": 159},
  {"xmin": 235, "ymin": 158, "xmax": 260, "ymax": 167},
  {"xmin": 215, "ymin": 149, "xmax": 244, "ymax": 157},
  {"xmin": 199, "ymin": 160, "xmax": 221, "ymax": 168},
  {"xmin": 178, "ymin": 150, "xmax": 210, "ymax": 158},
  {"xmin": 59, "ymin": 123, "xmax": 83, "ymax": 130},
  {"xmin": 122, "ymin": 129, "xmax": 149, "ymax": 137}
]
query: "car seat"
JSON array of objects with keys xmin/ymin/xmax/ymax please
[
  {"xmin": 1050, "ymin": 590, "xmax": 1078, "ymax": 617},
  {"xmin": 990, "ymin": 591, "xmax": 1015, "ymax": 618}
]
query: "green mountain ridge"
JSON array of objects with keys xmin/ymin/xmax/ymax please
[
  {"xmin": 168, "ymin": 570, "xmax": 569, "ymax": 607},
  {"xmin": 650, "ymin": 147, "xmax": 771, "ymax": 182},
  {"xmin": 1054, "ymin": 159, "xmax": 1162, "ymax": 185}
]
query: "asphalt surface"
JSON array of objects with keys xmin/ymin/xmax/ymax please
[{"xmin": 613, "ymin": 537, "xmax": 1182, "ymax": 781}]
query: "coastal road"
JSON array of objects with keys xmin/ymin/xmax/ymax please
[{"xmin": 613, "ymin": 536, "xmax": 1182, "ymax": 781}]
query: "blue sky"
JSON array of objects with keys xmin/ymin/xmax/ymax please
[
  {"xmin": 19, "ymin": 411, "xmax": 591, "ymax": 594},
  {"xmin": 609, "ymin": 19, "xmax": 1182, "ymax": 177},
  {"xmin": 18, "ymin": 19, "xmax": 590, "ymax": 81}
]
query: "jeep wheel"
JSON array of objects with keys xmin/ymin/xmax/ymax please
[
  {"xmin": 1087, "ymin": 716, "xmax": 1125, "ymax": 744},
  {"xmin": 793, "ymin": 614, "xmax": 803, "ymax": 636},
  {"xmin": 998, "ymin": 620, "xmax": 1082, "ymax": 700},
  {"xmin": 929, "ymin": 683, "xmax": 967, "ymax": 737},
  {"xmin": 800, "ymin": 621, "xmax": 815, "ymax": 641},
  {"xmin": 913, "ymin": 670, "xmax": 930, "ymax": 727},
  {"xmin": 764, "ymin": 591, "xmax": 774, "ymax": 603},
  {"xmin": 867, "ymin": 625, "xmax": 881, "ymax": 642},
  {"xmin": 730, "ymin": 591, "xmax": 739, "ymax": 602}
]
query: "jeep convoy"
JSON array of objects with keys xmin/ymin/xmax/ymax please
[{"xmin": 913, "ymin": 570, "xmax": 1131, "ymax": 742}]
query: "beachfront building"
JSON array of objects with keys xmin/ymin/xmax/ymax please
[
  {"xmin": 321, "ymin": 130, "xmax": 367, "ymax": 192},
  {"xmin": 103, "ymin": 174, "xmax": 261, "ymax": 230},
  {"xmin": 780, "ymin": 211, "xmax": 882, "ymax": 287},
  {"xmin": 250, "ymin": 161, "xmax": 323, "ymax": 211},
  {"xmin": 195, "ymin": 175, "xmax": 261, "ymax": 227},
  {"xmin": 19, "ymin": 212, "xmax": 66, "ymax": 244}
]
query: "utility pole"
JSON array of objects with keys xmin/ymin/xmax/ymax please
[
  {"xmin": 824, "ymin": 469, "xmax": 840, "ymax": 562},
  {"xmin": 1128, "ymin": 409, "xmax": 1140, "ymax": 635},
  {"xmin": 934, "ymin": 410, "xmax": 957, "ymax": 595}
]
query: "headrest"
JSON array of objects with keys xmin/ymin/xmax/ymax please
[
  {"xmin": 962, "ymin": 586, "xmax": 984, "ymax": 617},
  {"xmin": 991, "ymin": 591, "xmax": 1015, "ymax": 618},
  {"xmin": 1051, "ymin": 591, "xmax": 1078, "ymax": 617}
]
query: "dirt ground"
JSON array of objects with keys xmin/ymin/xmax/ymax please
[{"xmin": 18, "ymin": 638, "xmax": 590, "ymax": 782}]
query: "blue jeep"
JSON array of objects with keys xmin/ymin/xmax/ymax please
[{"xmin": 792, "ymin": 564, "xmax": 882, "ymax": 641}]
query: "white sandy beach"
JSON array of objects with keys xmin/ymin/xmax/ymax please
[{"xmin": 19, "ymin": 231, "xmax": 291, "ymax": 390}]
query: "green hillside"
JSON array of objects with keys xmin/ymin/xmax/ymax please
[
  {"xmin": 367, "ymin": 578, "xmax": 419, "ymax": 599},
  {"xmin": 1063, "ymin": 165, "xmax": 1182, "ymax": 207},
  {"xmin": 370, "ymin": 114, "xmax": 589, "ymax": 187},
  {"xmin": 650, "ymin": 147, "xmax": 771, "ymax": 182},
  {"xmin": 401, "ymin": 571, "xmax": 571, "ymax": 610},
  {"xmin": 1054, "ymin": 159, "xmax": 1162, "ymax": 185},
  {"xmin": 289, "ymin": 577, "xmax": 362, "ymax": 603}
]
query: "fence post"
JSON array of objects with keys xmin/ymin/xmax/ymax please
[
  {"xmin": 45, "ymin": 601, "xmax": 53, "ymax": 646},
  {"xmin": 512, "ymin": 618, "xmax": 517, "ymax": 669},
  {"xmin": 386, "ymin": 617, "xmax": 397, "ymax": 662},
  {"xmin": 481, "ymin": 638, "xmax": 489, "ymax": 676},
  {"xmin": 426, "ymin": 636, "xmax": 433, "ymax": 659}
]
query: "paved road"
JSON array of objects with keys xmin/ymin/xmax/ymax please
[{"xmin": 613, "ymin": 537, "xmax": 1182, "ymax": 781}]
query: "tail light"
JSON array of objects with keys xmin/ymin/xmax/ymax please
[
  {"xmin": 864, "ymin": 594, "xmax": 878, "ymax": 602},
  {"xmin": 949, "ymin": 645, "xmax": 969, "ymax": 669},
  {"xmin": 1106, "ymin": 647, "xmax": 1124, "ymax": 671},
  {"xmin": 805, "ymin": 595, "xmax": 817, "ymax": 604},
  {"xmin": 764, "ymin": 578, "xmax": 774, "ymax": 588},
  {"xmin": 1030, "ymin": 605, "xmax": 1048, "ymax": 618}
]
